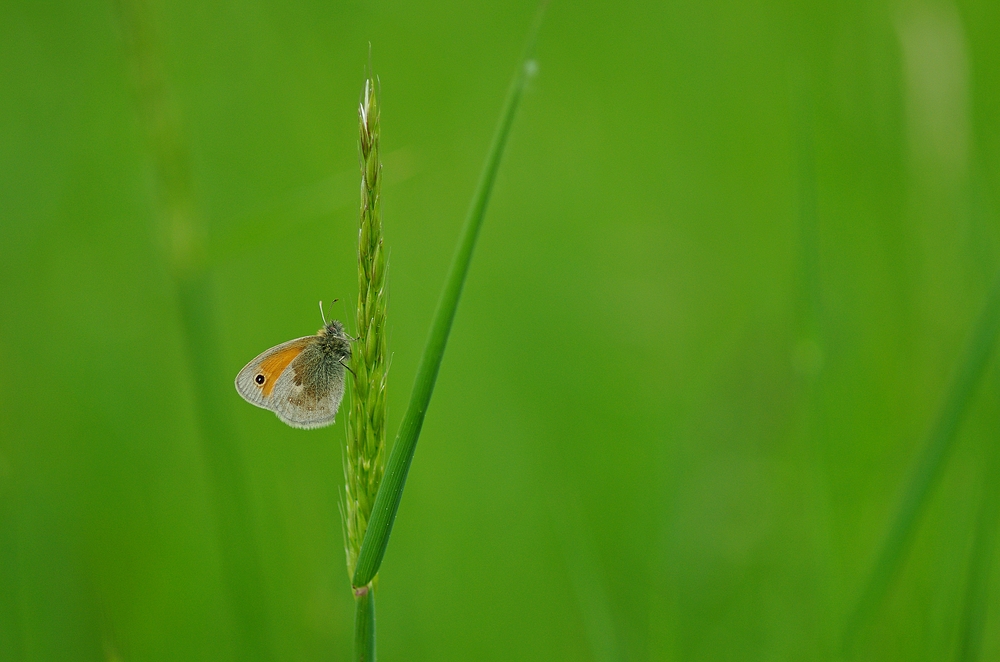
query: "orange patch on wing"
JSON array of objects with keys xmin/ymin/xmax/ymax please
[{"xmin": 258, "ymin": 342, "xmax": 308, "ymax": 397}]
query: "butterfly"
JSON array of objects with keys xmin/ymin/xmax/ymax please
[{"xmin": 235, "ymin": 303, "xmax": 352, "ymax": 429}]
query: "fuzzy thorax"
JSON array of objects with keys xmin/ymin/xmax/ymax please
[{"xmin": 317, "ymin": 321, "xmax": 352, "ymax": 362}]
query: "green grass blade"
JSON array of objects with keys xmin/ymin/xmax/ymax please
[
  {"xmin": 353, "ymin": 584, "xmax": 376, "ymax": 662},
  {"xmin": 842, "ymin": 271, "xmax": 1000, "ymax": 653},
  {"xmin": 351, "ymin": 11, "xmax": 545, "ymax": 588}
]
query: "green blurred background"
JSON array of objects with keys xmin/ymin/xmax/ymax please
[{"xmin": 3, "ymin": 0, "xmax": 1000, "ymax": 659}]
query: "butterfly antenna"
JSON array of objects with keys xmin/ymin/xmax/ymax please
[{"xmin": 319, "ymin": 300, "xmax": 327, "ymax": 325}]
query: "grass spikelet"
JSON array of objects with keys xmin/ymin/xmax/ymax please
[{"xmin": 343, "ymin": 72, "xmax": 388, "ymax": 582}]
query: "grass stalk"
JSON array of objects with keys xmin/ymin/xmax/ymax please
[
  {"xmin": 842, "ymin": 271, "xmax": 1000, "ymax": 653},
  {"xmin": 351, "ymin": 7, "xmax": 546, "ymax": 588},
  {"xmin": 341, "ymin": 68, "xmax": 388, "ymax": 661},
  {"xmin": 353, "ymin": 584, "xmax": 376, "ymax": 662}
]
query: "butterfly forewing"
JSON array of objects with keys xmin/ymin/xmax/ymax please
[{"xmin": 235, "ymin": 337, "xmax": 313, "ymax": 408}]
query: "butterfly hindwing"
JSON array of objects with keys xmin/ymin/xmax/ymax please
[{"xmin": 269, "ymin": 346, "xmax": 346, "ymax": 429}]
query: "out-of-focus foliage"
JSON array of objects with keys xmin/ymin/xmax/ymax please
[{"xmin": 1, "ymin": 1, "xmax": 999, "ymax": 660}]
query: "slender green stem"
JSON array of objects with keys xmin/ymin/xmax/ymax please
[
  {"xmin": 344, "ymin": 67, "xmax": 388, "ymax": 661},
  {"xmin": 841, "ymin": 271, "xmax": 1000, "ymax": 653},
  {"xmin": 351, "ymin": 8, "xmax": 545, "ymax": 588},
  {"xmin": 353, "ymin": 584, "xmax": 376, "ymax": 662}
]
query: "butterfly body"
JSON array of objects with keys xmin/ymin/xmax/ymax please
[{"xmin": 235, "ymin": 320, "xmax": 352, "ymax": 429}]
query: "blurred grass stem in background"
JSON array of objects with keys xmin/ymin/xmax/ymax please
[
  {"xmin": 956, "ymin": 421, "xmax": 1000, "ymax": 662},
  {"xmin": 843, "ymin": 270, "xmax": 1000, "ymax": 653},
  {"xmin": 351, "ymin": 5, "xmax": 545, "ymax": 589},
  {"xmin": 114, "ymin": 1, "xmax": 272, "ymax": 659}
]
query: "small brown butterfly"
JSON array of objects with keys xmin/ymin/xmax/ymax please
[{"xmin": 235, "ymin": 303, "xmax": 352, "ymax": 429}]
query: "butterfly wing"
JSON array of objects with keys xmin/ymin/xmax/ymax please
[
  {"xmin": 235, "ymin": 336, "xmax": 314, "ymax": 410},
  {"xmin": 235, "ymin": 335, "xmax": 347, "ymax": 429},
  {"xmin": 269, "ymin": 356, "xmax": 345, "ymax": 429}
]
